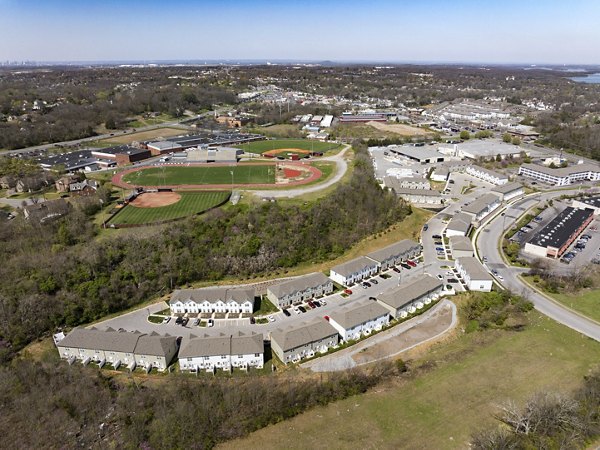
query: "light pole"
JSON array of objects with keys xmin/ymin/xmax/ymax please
[{"xmin": 230, "ymin": 170, "xmax": 234, "ymax": 194}]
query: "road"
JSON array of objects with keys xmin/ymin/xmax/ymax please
[
  {"xmin": 474, "ymin": 190, "xmax": 600, "ymax": 341},
  {"xmin": 250, "ymin": 145, "xmax": 351, "ymax": 199}
]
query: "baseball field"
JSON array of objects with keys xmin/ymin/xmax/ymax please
[
  {"xmin": 108, "ymin": 191, "xmax": 230, "ymax": 226},
  {"xmin": 235, "ymin": 139, "xmax": 341, "ymax": 154},
  {"xmin": 122, "ymin": 164, "xmax": 276, "ymax": 186}
]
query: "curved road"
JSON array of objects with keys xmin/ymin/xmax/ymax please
[
  {"xmin": 250, "ymin": 145, "xmax": 351, "ymax": 198},
  {"xmin": 474, "ymin": 190, "xmax": 600, "ymax": 341}
]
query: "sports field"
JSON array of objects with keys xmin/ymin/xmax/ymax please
[
  {"xmin": 108, "ymin": 191, "xmax": 230, "ymax": 225},
  {"xmin": 236, "ymin": 139, "xmax": 340, "ymax": 154},
  {"xmin": 122, "ymin": 164, "xmax": 276, "ymax": 186}
]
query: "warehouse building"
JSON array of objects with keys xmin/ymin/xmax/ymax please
[
  {"xmin": 91, "ymin": 146, "xmax": 152, "ymax": 166},
  {"xmin": 186, "ymin": 146, "xmax": 242, "ymax": 163},
  {"xmin": 388, "ymin": 145, "xmax": 445, "ymax": 164},
  {"xmin": 147, "ymin": 141, "xmax": 184, "ymax": 155},
  {"xmin": 572, "ymin": 196, "xmax": 600, "ymax": 215},
  {"xmin": 454, "ymin": 257, "xmax": 493, "ymax": 292},
  {"xmin": 327, "ymin": 301, "xmax": 390, "ymax": 342},
  {"xmin": 524, "ymin": 207, "xmax": 594, "ymax": 258},
  {"xmin": 270, "ymin": 319, "xmax": 339, "ymax": 364},
  {"xmin": 376, "ymin": 275, "xmax": 444, "ymax": 318},
  {"xmin": 266, "ymin": 273, "xmax": 333, "ymax": 308}
]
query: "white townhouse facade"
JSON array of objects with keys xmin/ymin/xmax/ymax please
[
  {"xmin": 270, "ymin": 319, "xmax": 339, "ymax": 364},
  {"xmin": 178, "ymin": 332, "xmax": 264, "ymax": 372},
  {"xmin": 518, "ymin": 163, "xmax": 600, "ymax": 186},
  {"xmin": 462, "ymin": 193, "xmax": 502, "ymax": 222},
  {"xmin": 396, "ymin": 177, "xmax": 431, "ymax": 190},
  {"xmin": 329, "ymin": 256, "xmax": 379, "ymax": 286},
  {"xmin": 466, "ymin": 165, "xmax": 509, "ymax": 185},
  {"xmin": 491, "ymin": 182, "xmax": 524, "ymax": 201},
  {"xmin": 328, "ymin": 301, "xmax": 390, "ymax": 342},
  {"xmin": 266, "ymin": 272, "xmax": 333, "ymax": 308},
  {"xmin": 455, "ymin": 257, "xmax": 493, "ymax": 292},
  {"xmin": 376, "ymin": 275, "xmax": 444, "ymax": 319},
  {"xmin": 366, "ymin": 239, "xmax": 421, "ymax": 271},
  {"xmin": 55, "ymin": 327, "xmax": 178, "ymax": 371},
  {"xmin": 169, "ymin": 287, "xmax": 255, "ymax": 314}
]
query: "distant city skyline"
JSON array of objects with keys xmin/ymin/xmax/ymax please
[{"xmin": 2, "ymin": 0, "xmax": 599, "ymax": 64}]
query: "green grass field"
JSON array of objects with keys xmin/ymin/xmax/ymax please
[
  {"xmin": 108, "ymin": 191, "xmax": 230, "ymax": 225},
  {"xmin": 236, "ymin": 139, "xmax": 341, "ymax": 154},
  {"xmin": 223, "ymin": 313, "xmax": 600, "ymax": 450},
  {"xmin": 122, "ymin": 164, "xmax": 276, "ymax": 186}
]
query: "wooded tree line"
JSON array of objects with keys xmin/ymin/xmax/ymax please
[
  {"xmin": 0, "ymin": 144, "xmax": 410, "ymax": 361},
  {"xmin": 0, "ymin": 356, "xmax": 395, "ymax": 449}
]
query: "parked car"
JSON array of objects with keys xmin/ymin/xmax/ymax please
[
  {"xmin": 362, "ymin": 282, "xmax": 371, "ymax": 288},
  {"xmin": 423, "ymin": 224, "xmax": 429, "ymax": 231},
  {"xmin": 307, "ymin": 301, "xmax": 316, "ymax": 309},
  {"xmin": 162, "ymin": 316, "xmax": 171, "ymax": 324},
  {"xmin": 181, "ymin": 318, "xmax": 189, "ymax": 326},
  {"xmin": 369, "ymin": 296, "xmax": 377, "ymax": 301},
  {"xmin": 175, "ymin": 316, "xmax": 183, "ymax": 325},
  {"xmin": 401, "ymin": 263, "xmax": 411, "ymax": 269},
  {"xmin": 313, "ymin": 301, "xmax": 321, "ymax": 307},
  {"xmin": 432, "ymin": 234, "xmax": 442, "ymax": 239},
  {"xmin": 282, "ymin": 309, "xmax": 291, "ymax": 317},
  {"xmin": 268, "ymin": 315, "xmax": 275, "ymax": 323},
  {"xmin": 298, "ymin": 306, "xmax": 307, "ymax": 313},
  {"xmin": 435, "ymin": 247, "xmax": 445, "ymax": 251},
  {"xmin": 445, "ymin": 271, "xmax": 454, "ymax": 276},
  {"xmin": 293, "ymin": 307, "xmax": 301, "ymax": 314},
  {"xmin": 436, "ymin": 274, "xmax": 443, "ymax": 280},
  {"xmin": 207, "ymin": 319, "xmax": 214, "ymax": 327},
  {"xmin": 407, "ymin": 260, "xmax": 417, "ymax": 267},
  {"xmin": 392, "ymin": 267, "xmax": 401, "ymax": 273},
  {"xmin": 497, "ymin": 274, "xmax": 504, "ymax": 281},
  {"xmin": 192, "ymin": 318, "xmax": 200, "ymax": 326},
  {"xmin": 434, "ymin": 241, "xmax": 443, "ymax": 246},
  {"xmin": 320, "ymin": 300, "xmax": 327, "ymax": 306},
  {"xmin": 344, "ymin": 289, "xmax": 353, "ymax": 295},
  {"xmin": 370, "ymin": 279, "xmax": 378, "ymax": 285},
  {"xmin": 447, "ymin": 278, "xmax": 459, "ymax": 283}
]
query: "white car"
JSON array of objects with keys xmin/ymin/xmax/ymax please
[
  {"xmin": 445, "ymin": 271, "xmax": 454, "ymax": 276},
  {"xmin": 293, "ymin": 307, "xmax": 301, "ymax": 314},
  {"xmin": 268, "ymin": 315, "xmax": 275, "ymax": 322},
  {"xmin": 497, "ymin": 274, "xmax": 504, "ymax": 281}
]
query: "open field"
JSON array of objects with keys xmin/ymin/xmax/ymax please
[
  {"xmin": 250, "ymin": 124, "xmax": 304, "ymax": 138},
  {"xmin": 108, "ymin": 191, "xmax": 230, "ymax": 225},
  {"xmin": 236, "ymin": 139, "xmax": 341, "ymax": 154},
  {"xmin": 101, "ymin": 127, "xmax": 186, "ymax": 144},
  {"xmin": 366, "ymin": 120, "xmax": 435, "ymax": 136},
  {"xmin": 222, "ymin": 313, "xmax": 600, "ymax": 450},
  {"xmin": 522, "ymin": 275, "xmax": 600, "ymax": 323},
  {"xmin": 122, "ymin": 164, "xmax": 276, "ymax": 186}
]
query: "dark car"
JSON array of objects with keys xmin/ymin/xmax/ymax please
[
  {"xmin": 392, "ymin": 267, "xmax": 401, "ymax": 273},
  {"xmin": 447, "ymin": 278, "xmax": 459, "ymax": 283},
  {"xmin": 434, "ymin": 241, "xmax": 443, "ymax": 246},
  {"xmin": 369, "ymin": 296, "xmax": 377, "ymax": 301},
  {"xmin": 298, "ymin": 306, "xmax": 307, "ymax": 313},
  {"xmin": 423, "ymin": 224, "xmax": 429, "ymax": 231},
  {"xmin": 307, "ymin": 301, "xmax": 316, "ymax": 309},
  {"xmin": 181, "ymin": 318, "xmax": 189, "ymax": 326},
  {"xmin": 407, "ymin": 260, "xmax": 417, "ymax": 267},
  {"xmin": 400, "ymin": 263, "xmax": 411, "ymax": 270},
  {"xmin": 282, "ymin": 309, "xmax": 291, "ymax": 317},
  {"xmin": 370, "ymin": 279, "xmax": 378, "ymax": 285},
  {"xmin": 175, "ymin": 316, "xmax": 183, "ymax": 325},
  {"xmin": 432, "ymin": 234, "xmax": 442, "ymax": 239},
  {"xmin": 363, "ymin": 281, "xmax": 372, "ymax": 288},
  {"xmin": 313, "ymin": 301, "xmax": 321, "ymax": 307}
]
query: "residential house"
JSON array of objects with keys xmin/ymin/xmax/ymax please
[
  {"xmin": 455, "ymin": 257, "xmax": 493, "ymax": 292},
  {"xmin": 56, "ymin": 175, "xmax": 80, "ymax": 193},
  {"xmin": 270, "ymin": 319, "xmax": 339, "ymax": 364},
  {"xmin": 179, "ymin": 332, "xmax": 264, "ymax": 371},
  {"xmin": 491, "ymin": 182, "xmax": 524, "ymax": 201},
  {"xmin": 69, "ymin": 179, "xmax": 99, "ymax": 196},
  {"xmin": 462, "ymin": 193, "xmax": 502, "ymax": 222},
  {"xmin": 169, "ymin": 287, "xmax": 256, "ymax": 314},
  {"xmin": 366, "ymin": 239, "xmax": 421, "ymax": 271},
  {"xmin": 329, "ymin": 256, "xmax": 379, "ymax": 286},
  {"xmin": 445, "ymin": 212, "xmax": 473, "ymax": 237},
  {"xmin": 449, "ymin": 235, "xmax": 474, "ymax": 258},
  {"xmin": 266, "ymin": 273, "xmax": 333, "ymax": 308},
  {"xmin": 327, "ymin": 301, "xmax": 390, "ymax": 341},
  {"xmin": 377, "ymin": 275, "xmax": 444, "ymax": 318}
]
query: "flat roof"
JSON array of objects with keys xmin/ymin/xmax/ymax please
[
  {"xmin": 377, "ymin": 275, "xmax": 443, "ymax": 310},
  {"xmin": 38, "ymin": 150, "xmax": 96, "ymax": 169},
  {"xmin": 390, "ymin": 145, "xmax": 443, "ymax": 161},
  {"xmin": 520, "ymin": 163, "xmax": 600, "ymax": 178},
  {"xmin": 529, "ymin": 207, "xmax": 594, "ymax": 249},
  {"xmin": 329, "ymin": 300, "xmax": 389, "ymax": 330},
  {"xmin": 458, "ymin": 140, "xmax": 524, "ymax": 157},
  {"xmin": 574, "ymin": 196, "xmax": 600, "ymax": 208},
  {"xmin": 92, "ymin": 145, "xmax": 147, "ymax": 156}
]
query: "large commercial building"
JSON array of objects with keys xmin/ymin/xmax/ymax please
[
  {"xmin": 186, "ymin": 146, "xmax": 242, "ymax": 163},
  {"xmin": 270, "ymin": 319, "xmax": 339, "ymax": 364},
  {"xmin": 178, "ymin": 332, "xmax": 264, "ymax": 372},
  {"xmin": 366, "ymin": 239, "xmax": 422, "ymax": 271},
  {"xmin": 329, "ymin": 256, "xmax": 379, "ymax": 286},
  {"xmin": 169, "ymin": 287, "xmax": 256, "ymax": 314},
  {"xmin": 327, "ymin": 301, "xmax": 390, "ymax": 342},
  {"xmin": 91, "ymin": 146, "xmax": 152, "ymax": 166},
  {"xmin": 55, "ymin": 327, "xmax": 178, "ymax": 372},
  {"xmin": 572, "ymin": 196, "xmax": 600, "ymax": 215},
  {"xmin": 524, "ymin": 207, "xmax": 594, "ymax": 258},
  {"xmin": 266, "ymin": 273, "xmax": 333, "ymax": 308},
  {"xmin": 454, "ymin": 257, "xmax": 493, "ymax": 292},
  {"xmin": 388, "ymin": 145, "xmax": 445, "ymax": 164},
  {"xmin": 376, "ymin": 275, "xmax": 444, "ymax": 318},
  {"xmin": 518, "ymin": 163, "xmax": 600, "ymax": 186}
]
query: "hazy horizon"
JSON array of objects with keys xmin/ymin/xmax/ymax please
[{"xmin": 2, "ymin": 0, "xmax": 600, "ymax": 65}]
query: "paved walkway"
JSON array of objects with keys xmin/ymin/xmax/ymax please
[{"xmin": 301, "ymin": 299, "xmax": 457, "ymax": 372}]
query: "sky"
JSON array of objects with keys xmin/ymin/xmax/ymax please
[{"xmin": 1, "ymin": 0, "xmax": 599, "ymax": 64}]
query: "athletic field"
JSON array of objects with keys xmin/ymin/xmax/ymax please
[
  {"xmin": 108, "ymin": 191, "xmax": 230, "ymax": 225},
  {"xmin": 122, "ymin": 164, "xmax": 276, "ymax": 186},
  {"xmin": 236, "ymin": 139, "xmax": 341, "ymax": 154}
]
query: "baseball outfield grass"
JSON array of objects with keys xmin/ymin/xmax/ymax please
[
  {"xmin": 108, "ymin": 191, "xmax": 230, "ymax": 225},
  {"xmin": 122, "ymin": 164, "xmax": 276, "ymax": 186},
  {"xmin": 236, "ymin": 139, "xmax": 341, "ymax": 154}
]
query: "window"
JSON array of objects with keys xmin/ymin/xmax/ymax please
[
  {"xmin": 255, "ymin": 353, "xmax": 260, "ymax": 357},
  {"xmin": 221, "ymin": 355, "xmax": 227, "ymax": 359},
  {"xmin": 187, "ymin": 358, "xmax": 192, "ymax": 362}
]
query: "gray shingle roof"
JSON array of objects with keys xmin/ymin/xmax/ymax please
[
  {"xmin": 329, "ymin": 301, "xmax": 389, "ymax": 329},
  {"xmin": 271, "ymin": 320, "xmax": 337, "ymax": 352},
  {"xmin": 456, "ymin": 257, "xmax": 493, "ymax": 281},
  {"xmin": 446, "ymin": 212, "xmax": 473, "ymax": 233},
  {"xmin": 179, "ymin": 332, "xmax": 264, "ymax": 358},
  {"xmin": 449, "ymin": 235, "xmax": 473, "ymax": 252},
  {"xmin": 462, "ymin": 193, "xmax": 501, "ymax": 216},
  {"xmin": 366, "ymin": 239, "xmax": 421, "ymax": 264},
  {"xmin": 267, "ymin": 273, "xmax": 331, "ymax": 299},
  {"xmin": 170, "ymin": 286, "xmax": 255, "ymax": 306},
  {"xmin": 491, "ymin": 182, "xmax": 523, "ymax": 194},
  {"xmin": 330, "ymin": 256, "xmax": 378, "ymax": 278},
  {"xmin": 135, "ymin": 333, "xmax": 178, "ymax": 357},
  {"xmin": 377, "ymin": 275, "xmax": 443, "ymax": 310}
]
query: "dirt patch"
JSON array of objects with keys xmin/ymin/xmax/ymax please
[
  {"xmin": 366, "ymin": 121, "xmax": 433, "ymax": 136},
  {"xmin": 130, "ymin": 192, "xmax": 181, "ymax": 208}
]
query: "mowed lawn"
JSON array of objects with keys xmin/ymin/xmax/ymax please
[
  {"xmin": 109, "ymin": 191, "xmax": 230, "ymax": 225},
  {"xmin": 221, "ymin": 314, "xmax": 600, "ymax": 450},
  {"xmin": 236, "ymin": 139, "xmax": 340, "ymax": 154},
  {"xmin": 122, "ymin": 164, "xmax": 276, "ymax": 186}
]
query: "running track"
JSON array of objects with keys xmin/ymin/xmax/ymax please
[{"xmin": 111, "ymin": 161, "xmax": 322, "ymax": 190}]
